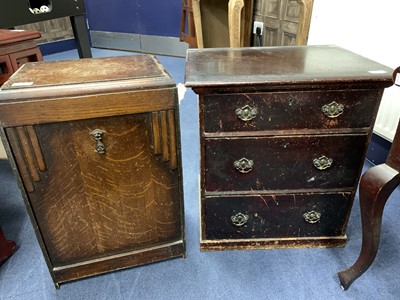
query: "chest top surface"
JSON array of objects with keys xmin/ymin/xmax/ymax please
[
  {"xmin": 0, "ymin": 55, "xmax": 178, "ymax": 127},
  {"xmin": 0, "ymin": 55, "xmax": 175, "ymax": 100},
  {"xmin": 185, "ymin": 45, "xmax": 393, "ymax": 89}
]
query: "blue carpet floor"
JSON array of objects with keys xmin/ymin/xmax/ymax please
[{"xmin": 1, "ymin": 48, "xmax": 400, "ymax": 299}]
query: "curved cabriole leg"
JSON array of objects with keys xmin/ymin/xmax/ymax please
[{"xmin": 338, "ymin": 164, "xmax": 400, "ymax": 290}]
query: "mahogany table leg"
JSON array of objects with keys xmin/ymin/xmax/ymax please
[
  {"xmin": 338, "ymin": 164, "xmax": 400, "ymax": 290},
  {"xmin": 0, "ymin": 227, "xmax": 16, "ymax": 266}
]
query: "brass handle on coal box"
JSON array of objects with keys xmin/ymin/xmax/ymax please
[
  {"xmin": 321, "ymin": 101, "xmax": 344, "ymax": 118},
  {"xmin": 235, "ymin": 105, "xmax": 258, "ymax": 121},
  {"xmin": 313, "ymin": 155, "xmax": 333, "ymax": 170},
  {"xmin": 234, "ymin": 157, "xmax": 254, "ymax": 173},
  {"xmin": 90, "ymin": 129, "xmax": 106, "ymax": 154},
  {"xmin": 231, "ymin": 213, "xmax": 249, "ymax": 227},
  {"xmin": 303, "ymin": 211, "xmax": 321, "ymax": 224}
]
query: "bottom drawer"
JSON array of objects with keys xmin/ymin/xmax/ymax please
[{"xmin": 204, "ymin": 193, "xmax": 351, "ymax": 240}]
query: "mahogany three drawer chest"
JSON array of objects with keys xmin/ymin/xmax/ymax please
[
  {"xmin": 185, "ymin": 45, "xmax": 393, "ymax": 251},
  {"xmin": 0, "ymin": 55, "xmax": 185, "ymax": 286}
]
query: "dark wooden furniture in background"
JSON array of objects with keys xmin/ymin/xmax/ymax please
[
  {"xmin": 15, "ymin": 17, "xmax": 74, "ymax": 46},
  {"xmin": 185, "ymin": 45, "xmax": 393, "ymax": 251},
  {"xmin": 0, "ymin": 55, "xmax": 185, "ymax": 287},
  {"xmin": 0, "ymin": 29, "xmax": 43, "ymax": 85},
  {"xmin": 0, "ymin": 227, "xmax": 16, "ymax": 267},
  {"xmin": 338, "ymin": 68, "xmax": 400, "ymax": 291},
  {"xmin": 0, "ymin": 0, "xmax": 91, "ymax": 58},
  {"xmin": 0, "ymin": 29, "xmax": 43, "ymax": 259},
  {"xmin": 192, "ymin": 0, "xmax": 254, "ymax": 48},
  {"xmin": 180, "ymin": 0, "xmax": 197, "ymax": 48}
]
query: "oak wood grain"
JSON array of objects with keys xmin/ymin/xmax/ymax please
[
  {"xmin": 6, "ymin": 127, "xmax": 34, "ymax": 192},
  {"xmin": 0, "ymin": 54, "xmax": 184, "ymax": 286}
]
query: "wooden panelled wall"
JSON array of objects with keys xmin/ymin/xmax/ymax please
[
  {"xmin": 181, "ymin": 0, "xmax": 313, "ymax": 48},
  {"xmin": 15, "ymin": 17, "xmax": 74, "ymax": 44},
  {"xmin": 15, "ymin": 1, "xmax": 312, "ymax": 47},
  {"xmin": 253, "ymin": 0, "xmax": 313, "ymax": 46}
]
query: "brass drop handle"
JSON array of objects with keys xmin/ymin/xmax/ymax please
[
  {"xmin": 236, "ymin": 105, "xmax": 258, "ymax": 121},
  {"xmin": 303, "ymin": 211, "xmax": 321, "ymax": 224},
  {"xmin": 313, "ymin": 155, "xmax": 333, "ymax": 170},
  {"xmin": 321, "ymin": 101, "xmax": 344, "ymax": 118},
  {"xmin": 231, "ymin": 213, "xmax": 249, "ymax": 227},
  {"xmin": 234, "ymin": 157, "xmax": 254, "ymax": 173},
  {"xmin": 90, "ymin": 129, "xmax": 106, "ymax": 154}
]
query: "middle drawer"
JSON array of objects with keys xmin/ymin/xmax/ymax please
[{"xmin": 205, "ymin": 134, "xmax": 367, "ymax": 192}]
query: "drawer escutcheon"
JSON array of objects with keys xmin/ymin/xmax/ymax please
[
  {"xmin": 231, "ymin": 213, "xmax": 249, "ymax": 227},
  {"xmin": 321, "ymin": 101, "xmax": 344, "ymax": 118},
  {"xmin": 313, "ymin": 155, "xmax": 333, "ymax": 170},
  {"xmin": 235, "ymin": 105, "xmax": 258, "ymax": 121},
  {"xmin": 234, "ymin": 157, "xmax": 254, "ymax": 173},
  {"xmin": 90, "ymin": 129, "xmax": 106, "ymax": 154},
  {"xmin": 303, "ymin": 211, "xmax": 322, "ymax": 224}
]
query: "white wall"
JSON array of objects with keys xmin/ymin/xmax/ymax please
[{"xmin": 308, "ymin": 0, "xmax": 400, "ymax": 140}]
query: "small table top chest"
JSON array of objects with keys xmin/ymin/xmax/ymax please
[
  {"xmin": 185, "ymin": 45, "xmax": 393, "ymax": 251},
  {"xmin": 0, "ymin": 55, "xmax": 185, "ymax": 286}
]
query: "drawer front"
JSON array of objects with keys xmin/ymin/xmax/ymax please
[
  {"xmin": 203, "ymin": 90, "xmax": 380, "ymax": 133},
  {"xmin": 205, "ymin": 134, "xmax": 367, "ymax": 192},
  {"xmin": 204, "ymin": 193, "xmax": 351, "ymax": 240},
  {"xmin": 7, "ymin": 112, "xmax": 183, "ymax": 266}
]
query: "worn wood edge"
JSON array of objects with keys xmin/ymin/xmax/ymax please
[
  {"xmin": 1, "ymin": 54, "xmax": 173, "ymax": 92},
  {"xmin": 15, "ymin": 126, "xmax": 40, "ymax": 182},
  {"xmin": 0, "ymin": 77, "xmax": 175, "ymax": 102},
  {"xmin": 26, "ymin": 125, "xmax": 46, "ymax": 171},
  {"xmin": 200, "ymin": 236, "xmax": 347, "ymax": 251},
  {"xmin": 204, "ymin": 188, "xmax": 354, "ymax": 197},
  {"xmin": 53, "ymin": 240, "xmax": 185, "ymax": 286},
  {"xmin": 184, "ymin": 47, "xmax": 393, "ymax": 89},
  {"xmin": 5, "ymin": 128, "xmax": 35, "ymax": 192},
  {"xmin": 173, "ymin": 98, "xmax": 186, "ymax": 253},
  {"xmin": 0, "ymin": 88, "xmax": 176, "ymax": 127},
  {"xmin": 186, "ymin": 82, "xmax": 393, "ymax": 93},
  {"xmin": 160, "ymin": 111, "xmax": 169, "ymax": 161},
  {"xmin": 204, "ymin": 128, "xmax": 370, "ymax": 138},
  {"xmin": 198, "ymin": 174, "xmax": 204, "ymax": 242},
  {"xmin": 152, "ymin": 111, "xmax": 162, "ymax": 154},
  {"xmin": 167, "ymin": 110, "xmax": 178, "ymax": 169}
]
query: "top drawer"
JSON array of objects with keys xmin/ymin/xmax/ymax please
[{"xmin": 203, "ymin": 90, "xmax": 380, "ymax": 133}]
